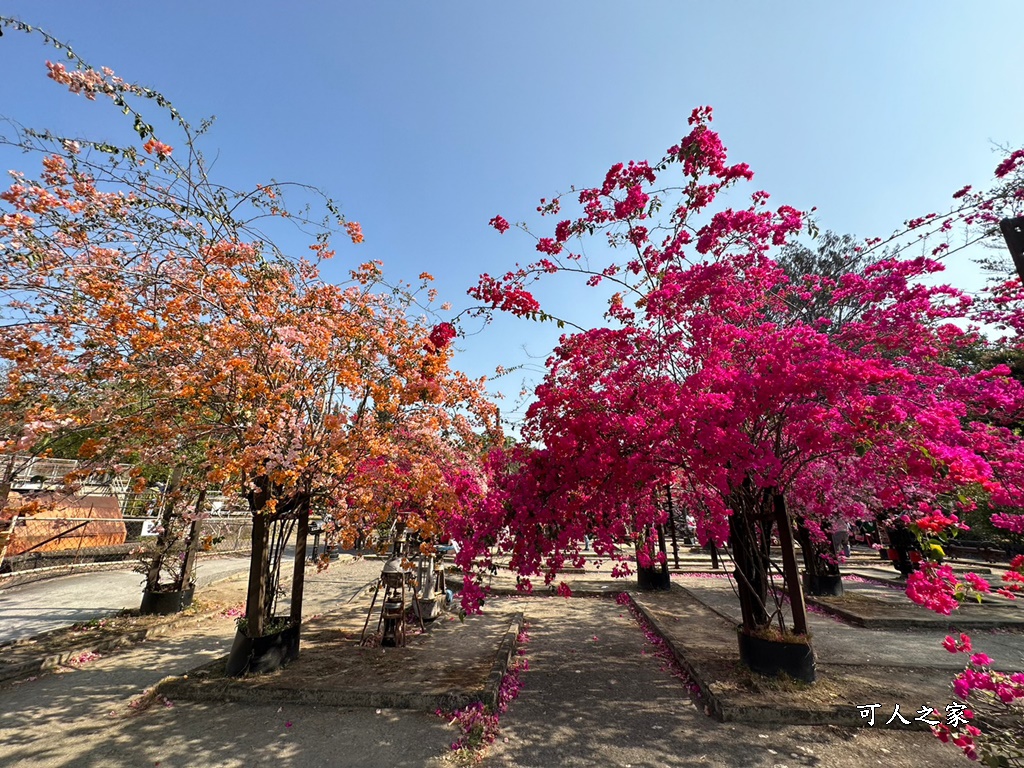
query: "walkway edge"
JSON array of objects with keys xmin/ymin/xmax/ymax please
[
  {"xmin": 628, "ymin": 588, "xmax": 943, "ymax": 729},
  {"xmin": 0, "ymin": 571, "xmax": 249, "ymax": 685}
]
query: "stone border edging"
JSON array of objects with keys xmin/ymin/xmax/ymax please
[
  {"xmin": 0, "ymin": 550, "xmax": 250, "ymax": 591},
  {"xmin": 482, "ymin": 611, "xmax": 524, "ymax": 709},
  {"xmin": 0, "ymin": 560, "xmax": 136, "ymax": 590},
  {"xmin": 0, "ymin": 570, "xmax": 250, "ymax": 685},
  {"xmin": 804, "ymin": 594, "xmax": 1022, "ymax": 630}
]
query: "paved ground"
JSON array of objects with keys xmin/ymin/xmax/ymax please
[
  {"xmin": 0, "ymin": 557, "xmax": 253, "ymax": 644},
  {"xmin": 0, "ymin": 549, "xmax": 1011, "ymax": 767}
]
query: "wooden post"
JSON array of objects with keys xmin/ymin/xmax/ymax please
[
  {"xmin": 0, "ymin": 452, "xmax": 17, "ymax": 511},
  {"xmin": 656, "ymin": 523, "xmax": 669, "ymax": 576},
  {"xmin": 664, "ymin": 484, "xmax": 680, "ymax": 568},
  {"xmin": 773, "ymin": 492, "xmax": 808, "ymax": 636},
  {"xmin": 0, "ymin": 517, "xmax": 14, "ymax": 571},
  {"xmin": 290, "ymin": 495, "xmax": 310, "ymax": 625}
]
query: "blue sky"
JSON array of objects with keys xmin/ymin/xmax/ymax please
[{"xmin": 2, "ymin": 2, "xmax": 1022, "ymax": 424}]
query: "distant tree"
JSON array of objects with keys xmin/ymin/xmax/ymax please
[{"xmin": 775, "ymin": 230, "xmax": 879, "ymax": 328}]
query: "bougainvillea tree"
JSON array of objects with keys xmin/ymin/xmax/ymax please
[
  {"xmin": 454, "ymin": 107, "xmax": 1024, "ymax": 668},
  {"xmin": 0, "ymin": 20, "xmax": 499, "ymax": 652},
  {"xmin": 886, "ymin": 149, "xmax": 1024, "ymax": 765}
]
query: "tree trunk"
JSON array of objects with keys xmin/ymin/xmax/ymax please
[
  {"xmin": 729, "ymin": 490, "xmax": 771, "ymax": 630},
  {"xmin": 289, "ymin": 495, "xmax": 309, "ymax": 625},
  {"xmin": 146, "ymin": 465, "xmax": 183, "ymax": 591},
  {"xmin": 773, "ymin": 493, "xmax": 808, "ymax": 636},
  {"xmin": 178, "ymin": 488, "xmax": 206, "ymax": 591},
  {"xmin": 244, "ymin": 476, "xmax": 272, "ymax": 638}
]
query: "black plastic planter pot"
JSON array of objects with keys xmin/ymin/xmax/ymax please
[
  {"xmin": 737, "ymin": 627, "xmax": 816, "ymax": 683},
  {"xmin": 801, "ymin": 571, "xmax": 844, "ymax": 597},
  {"xmin": 225, "ymin": 621, "xmax": 301, "ymax": 677},
  {"xmin": 139, "ymin": 585, "xmax": 195, "ymax": 615},
  {"xmin": 636, "ymin": 565, "xmax": 671, "ymax": 591}
]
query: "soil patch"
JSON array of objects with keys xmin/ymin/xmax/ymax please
[{"xmin": 159, "ymin": 601, "xmax": 524, "ymax": 712}]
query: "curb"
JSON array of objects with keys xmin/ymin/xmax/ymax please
[
  {"xmin": 0, "ymin": 560, "xmax": 136, "ymax": 590},
  {"xmin": 0, "ymin": 551, "xmax": 250, "ymax": 591},
  {"xmin": 446, "ymin": 575, "xmax": 626, "ymax": 600},
  {"xmin": 481, "ymin": 611, "xmax": 524, "ymax": 709},
  {"xmin": 805, "ymin": 595, "xmax": 1024, "ymax": 631}
]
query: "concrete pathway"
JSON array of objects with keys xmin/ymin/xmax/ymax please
[
  {"xmin": 0, "ymin": 557, "xmax": 450, "ymax": 768},
  {"xmin": 0, "ymin": 557, "xmax": 251, "ymax": 644}
]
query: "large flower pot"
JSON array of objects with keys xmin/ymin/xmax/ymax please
[
  {"xmin": 801, "ymin": 571, "xmax": 844, "ymax": 597},
  {"xmin": 225, "ymin": 620, "xmax": 301, "ymax": 677},
  {"xmin": 636, "ymin": 564, "xmax": 671, "ymax": 591},
  {"xmin": 139, "ymin": 585, "xmax": 195, "ymax": 615},
  {"xmin": 737, "ymin": 626, "xmax": 816, "ymax": 683}
]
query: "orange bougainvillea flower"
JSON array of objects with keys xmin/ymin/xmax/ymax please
[
  {"xmin": 142, "ymin": 138, "xmax": 173, "ymax": 156},
  {"xmin": 345, "ymin": 220, "xmax": 364, "ymax": 244}
]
